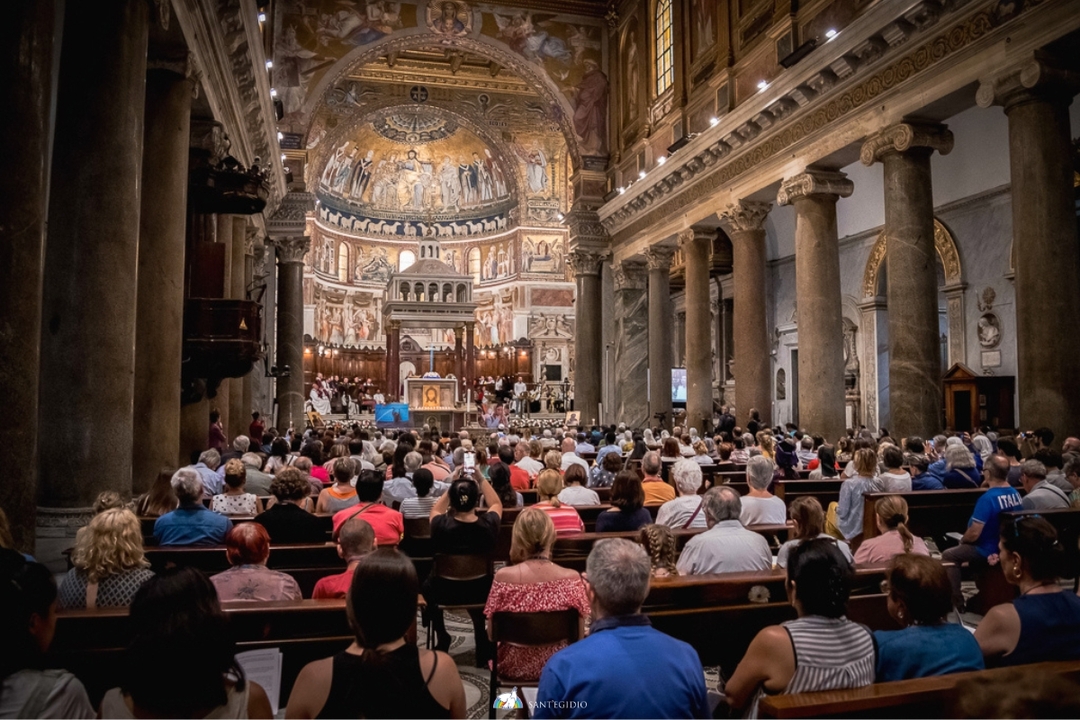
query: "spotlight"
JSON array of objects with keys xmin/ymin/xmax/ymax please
[
  {"xmin": 657, "ymin": 156, "xmax": 666, "ymax": 165},
  {"xmin": 825, "ymin": 29, "xmax": 837, "ymax": 39},
  {"xmin": 277, "ymin": 131, "xmax": 283, "ymax": 140},
  {"xmin": 618, "ymin": 187, "xmax": 625, "ymax": 194},
  {"xmin": 709, "ymin": 117, "xmax": 719, "ymax": 127},
  {"xmin": 269, "ymin": 87, "xmax": 277, "ymax": 98},
  {"xmin": 757, "ymin": 80, "xmax": 768, "ymax": 91},
  {"xmin": 638, "ymin": 170, "xmax": 646, "ymax": 179},
  {"xmin": 265, "ymin": 60, "xmax": 273, "ymax": 69}
]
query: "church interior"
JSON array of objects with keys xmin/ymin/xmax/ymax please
[{"xmin": 4, "ymin": 0, "xmax": 1080, "ymax": 716}]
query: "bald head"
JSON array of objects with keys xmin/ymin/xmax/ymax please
[
  {"xmin": 337, "ymin": 516, "xmax": 375, "ymax": 561},
  {"xmin": 561, "ymin": 437, "xmax": 576, "ymax": 453},
  {"xmin": 1064, "ymin": 437, "xmax": 1080, "ymax": 454}
]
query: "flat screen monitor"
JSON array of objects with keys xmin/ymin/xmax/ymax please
[
  {"xmin": 374, "ymin": 403, "xmax": 410, "ymax": 427},
  {"xmin": 672, "ymin": 368, "xmax": 687, "ymax": 403}
]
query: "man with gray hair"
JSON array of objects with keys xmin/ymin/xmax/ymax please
[
  {"xmin": 655, "ymin": 459, "xmax": 708, "ymax": 529},
  {"xmin": 534, "ymin": 539, "xmax": 709, "ymax": 719},
  {"xmin": 740, "ymin": 456, "xmax": 788, "ymax": 525},
  {"xmin": 675, "ymin": 486, "xmax": 772, "ymax": 575},
  {"xmin": 240, "ymin": 452, "xmax": 273, "ymax": 496},
  {"xmin": 1020, "ymin": 459, "xmax": 1069, "ymax": 510},
  {"xmin": 220, "ymin": 435, "xmax": 250, "ymax": 464},
  {"xmin": 641, "ymin": 451, "xmax": 676, "ymax": 506},
  {"xmin": 186, "ymin": 449, "xmax": 223, "ymax": 498},
  {"xmin": 153, "ymin": 469, "xmax": 232, "ymax": 546}
]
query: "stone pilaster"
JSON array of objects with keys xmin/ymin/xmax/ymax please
[
  {"xmin": 270, "ymin": 235, "xmax": 310, "ymax": 431},
  {"xmin": 679, "ymin": 226, "xmax": 715, "ymax": 433},
  {"xmin": 133, "ymin": 58, "xmax": 195, "ymax": 493},
  {"xmin": 613, "ymin": 260, "xmax": 649, "ymax": 428},
  {"xmin": 228, "ymin": 216, "xmax": 249, "ymax": 440},
  {"xmin": 862, "ymin": 122, "xmax": 953, "ymax": 439},
  {"xmin": 0, "ymin": 0, "xmax": 60, "ymax": 551},
  {"xmin": 645, "ymin": 245, "xmax": 676, "ymax": 429},
  {"xmin": 719, "ymin": 201, "xmax": 772, "ymax": 428},
  {"xmin": 978, "ymin": 58, "xmax": 1080, "ymax": 435},
  {"xmin": 566, "ymin": 207, "xmax": 610, "ymax": 427},
  {"xmin": 39, "ymin": 0, "xmax": 149, "ymax": 525},
  {"xmin": 777, "ymin": 168, "xmax": 853, "ymax": 441}
]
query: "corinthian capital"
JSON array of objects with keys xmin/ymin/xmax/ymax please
[
  {"xmin": 860, "ymin": 122, "xmax": 953, "ymax": 166},
  {"xmin": 777, "ymin": 168, "xmax": 854, "ymax": 206},
  {"xmin": 271, "ymin": 236, "xmax": 310, "ymax": 264},
  {"xmin": 567, "ymin": 249, "xmax": 608, "ymax": 277},
  {"xmin": 644, "ymin": 244, "xmax": 676, "ymax": 271},
  {"xmin": 613, "ymin": 260, "xmax": 647, "ymax": 291},
  {"xmin": 719, "ymin": 201, "xmax": 771, "ymax": 233}
]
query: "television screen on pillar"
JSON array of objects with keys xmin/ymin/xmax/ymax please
[{"xmin": 672, "ymin": 368, "xmax": 687, "ymax": 403}]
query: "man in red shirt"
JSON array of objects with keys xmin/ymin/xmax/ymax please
[
  {"xmin": 499, "ymin": 445, "xmax": 532, "ymax": 490},
  {"xmin": 332, "ymin": 470, "xmax": 404, "ymax": 546},
  {"xmin": 312, "ymin": 516, "xmax": 374, "ymax": 599}
]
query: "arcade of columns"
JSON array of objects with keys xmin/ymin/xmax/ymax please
[{"xmin": 567, "ymin": 53, "xmax": 1079, "ymax": 442}]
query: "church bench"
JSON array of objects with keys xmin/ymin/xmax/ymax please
[
  {"xmin": 51, "ymin": 599, "xmax": 358, "ymax": 708},
  {"xmin": 139, "ymin": 514, "xmax": 334, "ymax": 543},
  {"xmin": 774, "ymin": 479, "xmax": 844, "ymax": 511},
  {"xmin": 862, "ymin": 488, "xmax": 986, "ymax": 542},
  {"xmin": 756, "ymin": 660, "xmax": 1080, "ymax": 718}
]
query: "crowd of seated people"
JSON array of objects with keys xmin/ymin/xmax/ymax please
[{"xmin": 12, "ymin": 416, "xmax": 1080, "ymax": 718}]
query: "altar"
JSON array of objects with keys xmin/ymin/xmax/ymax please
[{"xmin": 404, "ymin": 376, "xmax": 468, "ymax": 431}]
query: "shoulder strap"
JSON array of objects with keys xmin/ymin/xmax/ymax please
[
  {"xmin": 18, "ymin": 670, "xmax": 65, "ymax": 719},
  {"xmin": 333, "ymin": 502, "xmax": 375, "ymax": 540},
  {"xmin": 683, "ymin": 500, "xmax": 704, "ymax": 529},
  {"xmin": 424, "ymin": 648, "xmax": 440, "ymax": 686}
]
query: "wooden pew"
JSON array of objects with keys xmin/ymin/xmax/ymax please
[
  {"xmin": 757, "ymin": 660, "xmax": 1080, "ymax": 719},
  {"xmin": 142, "ymin": 544, "xmax": 345, "ymax": 598},
  {"xmin": 775, "ymin": 479, "xmax": 844, "ymax": 511},
  {"xmin": 140, "ymin": 514, "xmax": 334, "ymax": 543},
  {"xmin": 51, "ymin": 600, "xmax": 354, "ymax": 707},
  {"xmin": 862, "ymin": 488, "xmax": 985, "ymax": 542}
]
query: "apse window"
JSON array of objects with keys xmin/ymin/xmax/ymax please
[
  {"xmin": 399, "ymin": 250, "xmax": 416, "ymax": 272},
  {"xmin": 655, "ymin": 0, "xmax": 674, "ymax": 96}
]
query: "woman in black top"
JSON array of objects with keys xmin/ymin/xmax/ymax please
[
  {"xmin": 595, "ymin": 470, "xmax": 652, "ymax": 532},
  {"xmin": 286, "ymin": 548, "xmax": 466, "ymax": 718},
  {"xmin": 424, "ymin": 476, "xmax": 503, "ymax": 662},
  {"xmin": 253, "ymin": 469, "xmax": 327, "ymax": 544}
]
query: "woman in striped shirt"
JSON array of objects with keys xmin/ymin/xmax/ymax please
[
  {"xmin": 724, "ymin": 538, "xmax": 875, "ymax": 717},
  {"xmin": 533, "ymin": 469, "xmax": 585, "ymax": 535}
]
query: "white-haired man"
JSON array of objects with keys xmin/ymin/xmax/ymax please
[
  {"xmin": 655, "ymin": 459, "xmax": 708, "ymax": 529},
  {"xmin": 676, "ymin": 486, "xmax": 772, "ymax": 574},
  {"xmin": 153, "ymin": 469, "xmax": 232, "ymax": 546}
]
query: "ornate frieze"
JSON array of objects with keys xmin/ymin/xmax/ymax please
[
  {"xmin": 776, "ymin": 169, "xmax": 854, "ymax": 206},
  {"xmin": 860, "ymin": 122, "xmax": 954, "ymax": 166},
  {"xmin": 267, "ymin": 191, "xmax": 316, "ymax": 237}
]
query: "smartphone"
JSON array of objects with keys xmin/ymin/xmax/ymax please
[{"xmin": 463, "ymin": 452, "xmax": 476, "ymax": 474}]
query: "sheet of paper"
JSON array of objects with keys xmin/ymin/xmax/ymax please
[{"xmin": 236, "ymin": 648, "xmax": 282, "ymax": 715}]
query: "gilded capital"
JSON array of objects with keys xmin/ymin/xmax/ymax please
[
  {"xmin": 777, "ymin": 168, "xmax": 854, "ymax": 206},
  {"xmin": 644, "ymin": 245, "xmax": 676, "ymax": 271},
  {"xmin": 271, "ymin": 235, "xmax": 310, "ymax": 264},
  {"xmin": 719, "ymin": 201, "xmax": 771, "ymax": 233},
  {"xmin": 567, "ymin": 249, "xmax": 608, "ymax": 277},
  {"xmin": 860, "ymin": 122, "xmax": 954, "ymax": 166}
]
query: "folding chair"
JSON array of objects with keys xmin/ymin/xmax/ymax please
[{"xmin": 488, "ymin": 609, "xmax": 582, "ymax": 719}]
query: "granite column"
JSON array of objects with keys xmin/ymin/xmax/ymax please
[
  {"xmin": 387, "ymin": 321, "xmax": 401, "ymax": 401},
  {"xmin": 680, "ymin": 227, "xmax": 714, "ymax": 433},
  {"xmin": 614, "ymin": 260, "xmax": 649, "ymax": 428},
  {"xmin": 777, "ymin": 169, "xmax": 853, "ymax": 441},
  {"xmin": 272, "ymin": 237, "xmax": 310, "ymax": 432},
  {"xmin": 720, "ymin": 201, "xmax": 773, "ymax": 428},
  {"xmin": 569, "ymin": 249, "xmax": 607, "ymax": 426},
  {"xmin": 132, "ymin": 60, "xmax": 194, "ymax": 492},
  {"xmin": 39, "ymin": 0, "xmax": 149, "ymax": 526},
  {"xmin": 215, "ymin": 214, "xmax": 234, "ymax": 435},
  {"xmin": 861, "ymin": 123, "xmax": 953, "ymax": 439},
  {"xmin": 646, "ymin": 246, "xmax": 675, "ymax": 430},
  {"xmin": 0, "ymin": 0, "xmax": 60, "ymax": 551},
  {"xmin": 978, "ymin": 61, "xmax": 1080, "ymax": 435},
  {"xmin": 229, "ymin": 216, "xmax": 249, "ymax": 440}
]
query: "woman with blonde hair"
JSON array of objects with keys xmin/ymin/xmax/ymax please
[
  {"xmin": 483, "ymin": 508, "xmax": 589, "ymax": 681},
  {"xmin": 756, "ymin": 432, "xmax": 776, "ymax": 461},
  {"xmin": 640, "ymin": 524, "xmax": 679, "ymax": 577},
  {"xmin": 776, "ymin": 497, "xmax": 852, "ymax": 569},
  {"xmin": 211, "ymin": 459, "xmax": 263, "ymax": 516},
  {"xmin": 691, "ymin": 440, "xmax": 714, "ymax": 466},
  {"xmin": 854, "ymin": 496, "xmax": 929, "ymax": 564},
  {"xmin": 534, "ymin": 469, "xmax": 584, "ymax": 535},
  {"xmin": 58, "ymin": 508, "xmax": 154, "ymax": 609},
  {"xmin": 828, "ymin": 448, "xmax": 883, "ymax": 542}
]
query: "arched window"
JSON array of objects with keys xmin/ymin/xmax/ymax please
[
  {"xmin": 337, "ymin": 244, "xmax": 349, "ymax": 282},
  {"xmin": 467, "ymin": 247, "xmax": 482, "ymax": 284},
  {"xmin": 399, "ymin": 249, "xmax": 416, "ymax": 272},
  {"xmin": 655, "ymin": 0, "xmax": 674, "ymax": 96}
]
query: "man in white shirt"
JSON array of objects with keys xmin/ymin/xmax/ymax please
[
  {"xmin": 656, "ymin": 459, "xmax": 708, "ymax": 529},
  {"xmin": 513, "ymin": 376, "xmax": 527, "ymax": 414},
  {"xmin": 740, "ymin": 455, "xmax": 788, "ymax": 525},
  {"xmin": 560, "ymin": 437, "xmax": 590, "ymax": 474},
  {"xmin": 676, "ymin": 486, "xmax": 773, "ymax": 575},
  {"xmin": 515, "ymin": 440, "xmax": 545, "ymax": 478},
  {"xmin": 373, "ymin": 390, "xmax": 385, "ymax": 404}
]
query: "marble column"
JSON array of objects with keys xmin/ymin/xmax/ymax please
[
  {"xmin": 569, "ymin": 249, "xmax": 607, "ymax": 426},
  {"xmin": 777, "ymin": 168, "xmax": 854, "ymax": 441},
  {"xmin": 680, "ymin": 226, "xmax": 714, "ymax": 433},
  {"xmin": 646, "ymin": 246, "xmax": 675, "ymax": 429},
  {"xmin": 387, "ymin": 321, "xmax": 401, "ymax": 401},
  {"xmin": 861, "ymin": 123, "xmax": 953, "ymax": 439},
  {"xmin": 614, "ymin": 260, "xmax": 649, "ymax": 427},
  {"xmin": 228, "ymin": 216, "xmax": 249, "ymax": 440},
  {"xmin": 0, "ymin": 0, "xmax": 59, "ymax": 551},
  {"xmin": 241, "ymin": 229, "xmax": 256, "ymax": 432},
  {"xmin": 39, "ymin": 0, "xmax": 149, "ymax": 524},
  {"xmin": 720, "ymin": 201, "xmax": 773, "ymax": 428},
  {"xmin": 978, "ymin": 61, "xmax": 1080, "ymax": 435},
  {"xmin": 132, "ymin": 60, "xmax": 194, "ymax": 493},
  {"xmin": 215, "ymin": 214, "xmax": 234, "ymax": 435},
  {"xmin": 272, "ymin": 236, "xmax": 310, "ymax": 432},
  {"xmin": 465, "ymin": 321, "xmax": 476, "ymax": 398},
  {"xmin": 455, "ymin": 326, "xmax": 464, "ymax": 391}
]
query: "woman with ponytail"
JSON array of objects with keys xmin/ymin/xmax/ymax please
[
  {"xmin": 286, "ymin": 548, "xmax": 466, "ymax": 718},
  {"xmin": 854, "ymin": 496, "xmax": 930, "ymax": 564},
  {"xmin": 724, "ymin": 539, "xmax": 875, "ymax": 717}
]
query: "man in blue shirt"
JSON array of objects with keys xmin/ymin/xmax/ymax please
[
  {"xmin": 154, "ymin": 469, "xmax": 232, "ymax": 546},
  {"xmin": 940, "ymin": 454, "xmax": 1021, "ymax": 610},
  {"xmin": 594, "ymin": 432, "xmax": 622, "ymax": 466},
  {"xmin": 534, "ymin": 539, "xmax": 709, "ymax": 719}
]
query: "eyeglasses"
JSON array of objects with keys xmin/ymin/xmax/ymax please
[{"xmin": 1009, "ymin": 514, "xmax": 1042, "ymax": 538}]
